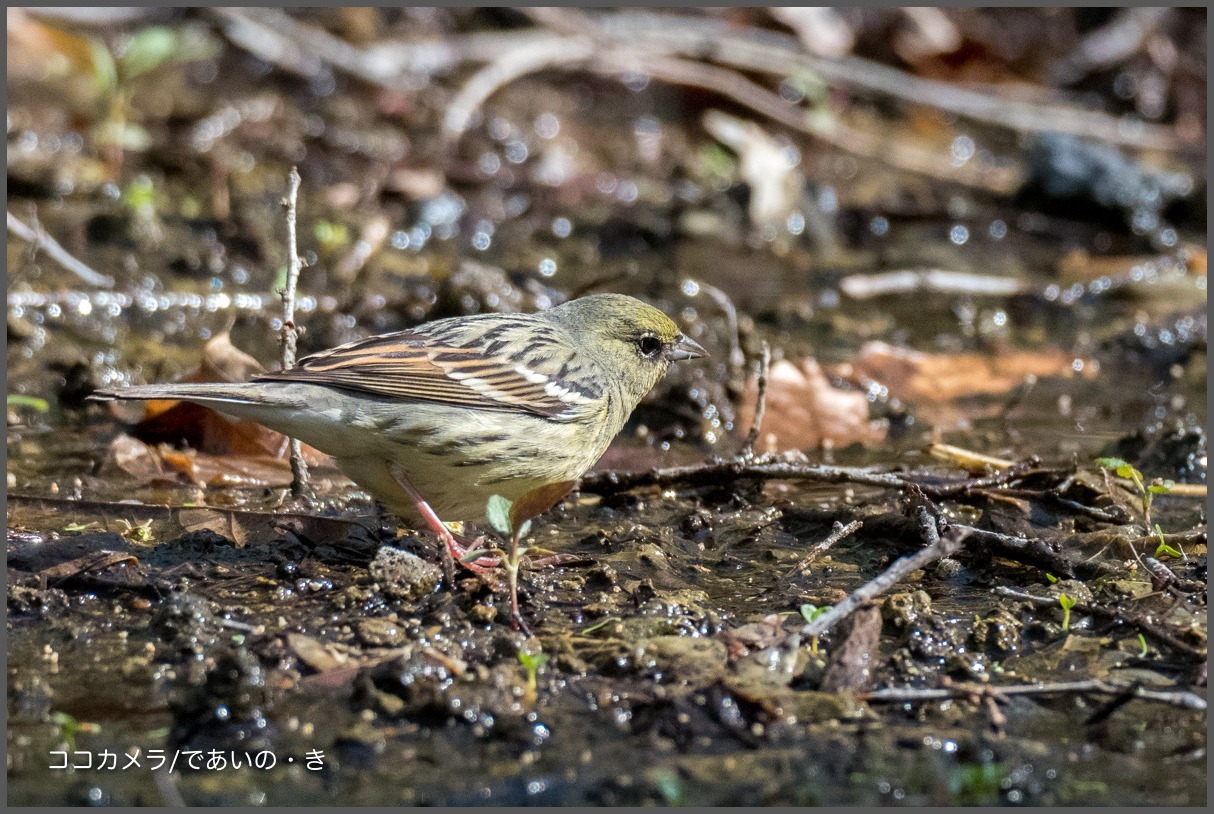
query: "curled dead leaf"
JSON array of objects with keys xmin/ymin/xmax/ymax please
[{"xmin": 735, "ymin": 358, "xmax": 887, "ymax": 453}]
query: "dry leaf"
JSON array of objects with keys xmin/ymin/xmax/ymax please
[
  {"xmin": 735, "ymin": 358, "xmax": 887, "ymax": 453},
  {"xmin": 840, "ymin": 340, "xmax": 1094, "ymax": 404}
]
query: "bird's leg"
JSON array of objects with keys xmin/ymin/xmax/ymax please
[{"xmin": 388, "ymin": 465, "xmax": 497, "ymax": 578}]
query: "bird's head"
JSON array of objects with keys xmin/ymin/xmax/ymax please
[{"xmin": 547, "ymin": 293, "xmax": 707, "ymax": 400}]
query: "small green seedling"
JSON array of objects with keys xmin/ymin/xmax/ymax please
[
  {"xmin": 517, "ymin": 651, "xmax": 549, "ymax": 693},
  {"xmin": 1153, "ymin": 523, "xmax": 1183, "ymax": 559},
  {"xmin": 485, "ymin": 495, "xmax": 533, "ymax": 630},
  {"xmin": 800, "ymin": 603, "xmax": 830, "ymax": 655},
  {"xmin": 1044, "ymin": 573, "xmax": 1058, "ymax": 584},
  {"xmin": 118, "ymin": 518, "xmax": 154, "ymax": 543},
  {"xmin": 1058, "ymin": 593, "xmax": 1076, "ymax": 632},
  {"xmin": 1095, "ymin": 457, "xmax": 1173, "ymax": 535},
  {"xmin": 63, "ymin": 522, "xmax": 98, "ymax": 532},
  {"xmin": 50, "ymin": 711, "xmax": 99, "ymax": 752},
  {"xmin": 1137, "ymin": 633, "xmax": 1149, "ymax": 658}
]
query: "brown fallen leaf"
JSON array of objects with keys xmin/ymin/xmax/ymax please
[
  {"xmin": 287, "ymin": 632, "xmax": 349, "ymax": 673},
  {"xmin": 735, "ymin": 358, "xmax": 888, "ymax": 453},
  {"xmin": 837, "ymin": 340, "xmax": 1095, "ymax": 404}
]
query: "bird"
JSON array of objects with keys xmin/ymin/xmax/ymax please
[{"xmin": 92, "ymin": 293, "xmax": 707, "ymax": 603}]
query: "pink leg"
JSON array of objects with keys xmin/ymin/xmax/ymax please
[{"xmin": 389, "ymin": 466, "xmax": 500, "ymax": 575}]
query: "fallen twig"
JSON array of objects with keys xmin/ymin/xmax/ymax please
[
  {"xmin": 444, "ymin": 37, "xmax": 594, "ymax": 139},
  {"xmin": 8, "ymin": 210, "xmax": 115, "ymax": 288},
  {"xmin": 280, "ymin": 168, "xmax": 309, "ymax": 497},
  {"xmin": 802, "ymin": 509, "xmax": 967, "ymax": 640},
  {"xmin": 862, "ymin": 679, "xmax": 1206, "ymax": 712},
  {"xmin": 586, "ymin": 11, "xmax": 1188, "ymax": 152},
  {"xmin": 578, "ymin": 455, "xmax": 1052, "ymax": 502},
  {"xmin": 620, "ymin": 53, "xmax": 1022, "ymax": 194},
  {"xmin": 958, "ymin": 526, "xmax": 1085, "ymax": 579},
  {"xmin": 740, "ymin": 342, "xmax": 771, "ymax": 458},
  {"xmin": 840, "ymin": 269, "xmax": 1028, "ymax": 301},
  {"xmin": 994, "ymin": 586, "xmax": 1207, "ymax": 663},
  {"xmin": 785, "ymin": 519, "xmax": 863, "ymax": 578}
]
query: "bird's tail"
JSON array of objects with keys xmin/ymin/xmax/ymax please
[
  {"xmin": 89, "ymin": 381, "xmax": 349, "ymax": 453},
  {"xmin": 90, "ymin": 382, "xmax": 270, "ymax": 408}
]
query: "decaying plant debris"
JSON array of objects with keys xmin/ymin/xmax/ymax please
[{"xmin": 7, "ymin": 7, "xmax": 1206, "ymax": 806}]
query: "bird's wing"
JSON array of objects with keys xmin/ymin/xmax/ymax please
[{"xmin": 252, "ymin": 318, "xmax": 601, "ymax": 419}]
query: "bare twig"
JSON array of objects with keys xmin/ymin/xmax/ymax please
[
  {"xmin": 585, "ymin": 11, "xmax": 1187, "ymax": 151},
  {"xmin": 801, "ymin": 513, "xmax": 967, "ymax": 640},
  {"xmin": 786, "ymin": 519, "xmax": 863, "ymax": 578},
  {"xmin": 839, "ymin": 269, "xmax": 1028, "ymax": 300},
  {"xmin": 862, "ymin": 679, "xmax": 1206, "ymax": 711},
  {"xmin": 444, "ymin": 37, "xmax": 594, "ymax": 139},
  {"xmin": 578, "ymin": 455, "xmax": 1051, "ymax": 501},
  {"xmin": 618, "ymin": 53, "xmax": 1023, "ymax": 193},
  {"xmin": 958, "ymin": 526, "xmax": 1085, "ymax": 579},
  {"xmin": 693, "ymin": 281, "xmax": 746, "ymax": 375},
  {"xmin": 280, "ymin": 167, "xmax": 309, "ymax": 497},
  {"xmin": 8, "ymin": 210, "xmax": 115, "ymax": 288},
  {"xmin": 994, "ymin": 586, "xmax": 1207, "ymax": 662},
  {"xmin": 740, "ymin": 341, "xmax": 771, "ymax": 458}
]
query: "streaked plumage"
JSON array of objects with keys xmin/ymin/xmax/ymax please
[{"xmin": 93, "ymin": 293, "xmax": 705, "ymax": 535}]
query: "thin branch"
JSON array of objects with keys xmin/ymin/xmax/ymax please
[
  {"xmin": 586, "ymin": 11, "xmax": 1188, "ymax": 151},
  {"xmin": 863, "ymin": 679, "xmax": 1206, "ymax": 711},
  {"xmin": 785, "ymin": 519, "xmax": 863, "ymax": 578},
  {"xmin": 444, "ymin": 37, "xmax": 595, "ymax": 139},
  {"xmin": 801, "ymin": 512, "xmax": 967, "ymax": 640},
  {"xmin": 994, "ymin": 586, "xmax": 1207, "ymax": 662},
  {"xmin": 740, "ymin": 341, "xmax": 771, "ymax": 458},
  {"xmin": 616, "ymin": 53, "xmax": 1022, "ymax": 194},
  {"xmin": 280, "ymin": 167, "xmax": 309, "ymax": 497},
  {"xmin": 8, "ymin": 210, "xmax": 115, "ymax": 288}
]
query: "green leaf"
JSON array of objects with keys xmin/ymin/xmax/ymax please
[
  {"xmin": 1154, "ymin": 542, "xmax": 1182, "ymax": 559},
  {"xmin": 1115, "ymin": 464, "xmax": 1138, "ymax": 480},
  {"xmin": 799, "ymin": 603, "xmax": 828, "ymax": 623},
  {"xmin": 1147, "ymin": 482, "xmax": 1172, "ymax": 495},
  {"xmin": 1095, "ymin": 457, "xmax": 1131, "ymax": 471},
  {"xmin": 517, "ymin": 652, "xmax": 549, "ymax": 672},
  {"xmin": 486, "ymin": 495, "xmax": 513, "ymax": 537},
  {"xmin": 7, "ymin": 394, "xmax": 50, "ymax": 412},
  {"xmin": 1045, "ymin": 573, "xmax": 1058, "ymax": 584},
  {"xmin": 516, "ymin": 519, "xmax": 532, "ymax": 540},
  {"xmin": 119, "ymin": 27, "xmax": 178, "ymax": 81},
  {"xmin": 1058, "ymin": 593, "xmax": 1075, "ymax": 610}
]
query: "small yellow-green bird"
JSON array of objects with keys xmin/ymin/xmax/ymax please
[{"xmin": 93, "ymin": 293, "xmax": 706, "ymax": 584}]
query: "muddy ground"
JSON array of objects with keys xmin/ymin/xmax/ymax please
[{"xmin": 7, "ymin": 8, "xmax": 1207, "ymax": 805}]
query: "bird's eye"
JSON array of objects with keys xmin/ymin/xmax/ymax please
[{"xmin": 637, "ymin": 335, "xmax": 663, "ymax": 359}]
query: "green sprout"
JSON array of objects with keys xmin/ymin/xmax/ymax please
[
  {"xmin": 1058, "ymin": 593, "xmax": 1076, "ymax": 632},
  {"xmin": 117, "ymin": 517, "xmax": 154, "ymax": 543},
  {"xmin": 484, "ymin": 495, "xmax": 533, "ymax": 630},
  {"xmin": 1137, "ymin": 633, "xmax": 1149, "ymax": 658},
  {"xmin": 799, "ymin": 603, "xmax": 830, "ymax": 655},
  {"xmin": 1153, "ymin": 523, "xmax": 1183, "ymax": 559},
  {"xmin": 1044, "ymin": 573, "xmax": 1058, "ymax": 584},
  {"xmin": 50, "ymin": 711, "xmax": 99, "ymax": 752},
  {"xmin": 517, "ymin": 651, "xmax": 549, "ymax": 693},
  {"xmin": 1095, "ymin": 457, "xmax": 1173, "ymax": 535}
]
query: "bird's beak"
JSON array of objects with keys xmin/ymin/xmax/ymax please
[{"xmin": 667, "ymin": 334, "xmax": 708, "ymax": 361}]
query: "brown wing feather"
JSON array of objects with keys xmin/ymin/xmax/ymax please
[{"xmin": 252, "ymin": 326, "xmax": 578, "ymax": 418}]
